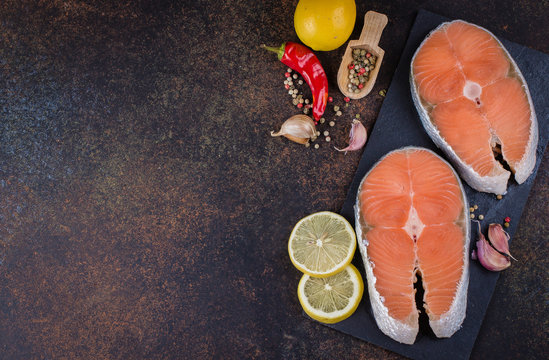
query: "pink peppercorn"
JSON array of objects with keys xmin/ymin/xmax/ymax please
[
  {"xmin": 297, "ymin": 103, "xmax": 303, "ymax": 108},
  {"xmin": 504, "ymin": 216, "xmax": 511, "ymax": 223},
  {"xmin": 285, "ymin": 72, "xmax": 291, "ymax": 78},
  {"xmin": 344, "ymin": 97, "xmax": 350, "ymax": 102},
  {"xmin": 328, "ymin": 96, "xmax": 333, "ymax": 103}
]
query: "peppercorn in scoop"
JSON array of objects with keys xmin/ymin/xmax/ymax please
[{"xmin": 347, "ymin": 49, "xmax": 377, "ymax": 94}]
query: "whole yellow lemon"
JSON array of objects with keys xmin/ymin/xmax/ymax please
[{"xmin": 294, "ymin": 0, "xmax": 356, "ymax": 51}]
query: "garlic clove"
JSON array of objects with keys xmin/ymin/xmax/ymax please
[
  {"xmin": 476, "ymin": 233, "xmax": 511, "ymax": 271},
  {"xmin": 271, "ymin": 114, "xmax": 317, "ymax": 145},
  {"xmin": 279, "ymin": 133, "xmax": 309, "ymax": 144},
  {"xmin": 335, "ymin": 119, "xmax": 367, "ymax": 153},
  {"xmin": 487, "ymin": 223, "xmax": 517, "ymax": 260},
  {"xmin": 472, "ymin": 221, "xmax": 510, "ymax": 272}
]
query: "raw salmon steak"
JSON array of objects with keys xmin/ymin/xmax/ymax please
[
  {"xmin": 355, "ymin": 147, "xmax": 470, "ymax": 344},
  {"xmin": 410, "ymin": 20, "xmax": 538, "ymax": 195}
]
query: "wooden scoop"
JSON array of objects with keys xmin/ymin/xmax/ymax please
[{"xmin": 337, "ymin": 11, "xmax": 388, "ymax": 99}]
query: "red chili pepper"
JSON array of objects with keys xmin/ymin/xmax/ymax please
[{"xmin": 262, "ymin": 42, "xmax": 328, "ymax": 120}]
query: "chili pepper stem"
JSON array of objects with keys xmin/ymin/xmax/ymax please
[{"xmin": 260, "ymin": 43, "xmax": 285, "ymax": 60}]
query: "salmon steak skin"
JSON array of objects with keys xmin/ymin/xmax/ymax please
[
  {"xmin": 410, "ymin": 20, "xmax": 538, "ymax": 195},
  {"xmin": 354, "ymin": 147, "xmax": 470, "ymax": 344}
]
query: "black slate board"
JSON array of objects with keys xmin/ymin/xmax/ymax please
[{"xmin": 323, "ymin": 9, "xmax": 549, "ymax": 360}]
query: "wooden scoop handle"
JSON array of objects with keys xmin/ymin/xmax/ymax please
[{"xmin": 358, "ymin": 11, "xmax": 388, "ymax": 48}]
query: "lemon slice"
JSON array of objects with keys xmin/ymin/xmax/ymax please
[
  {"xmin": 298, "ymin": 264, "xmax": 364, "ymax": 324},
  {"xmin": 288, "ymin": 211, "xmax": 356, "ymax": 277}
]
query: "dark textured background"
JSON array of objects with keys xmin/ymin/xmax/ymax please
[{"xmin": 0, "ymin": 1, "xmax": 547, "ymax": 359}]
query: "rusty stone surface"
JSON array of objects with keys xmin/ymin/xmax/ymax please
[{"xmin": 0, "ymin": 1, "xmax": 547, "ymax": 359}]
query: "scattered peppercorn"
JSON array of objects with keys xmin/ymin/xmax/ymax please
[
  {"xmin": 279, "ymin": 69, "xmax": 357, "ymax": 150},
  {"xmin": 478, "ymin": 215, "xmax": 484, "ymax": 220},
  {"xmin": 469, "ymin": 207, "xmax": 475, "ymax": 213},
  {"xmin": 504, "ymin": 222, "xmax": 510, "ymax": 228},
  {"xmin": 470, "ymin": 214, "xmax": 475, "ymax": 219},
  {"xmin": 473, "ymin": 204, "xmax": 478, "ymax": 209},
  {"xmin": 379, "ymin": 89, "xmax": 387, "ymax": 97},
  {"xmin": 496, "ymin": 194, "xmax": 503, "ymax": 200}
]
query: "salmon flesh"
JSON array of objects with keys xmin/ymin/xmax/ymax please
[
  {"xmin": 410, "ymin": 20, "xmax": 538, "ymax": 194},
  {"xmin": 355, "ymin": 147, "xmax": 470, "ymax": 344}
]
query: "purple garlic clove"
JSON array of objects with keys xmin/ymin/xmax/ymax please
[
  {"xmin": 476, "ymin": 232, "xmax": 511, "ymax": 271},
  {"xmin": 487, "ymin": 223, "xmax": 517, "ymax": 261},
  {"xmin": 335, "ymin": 120, "xmax": 367, "ymax": 153}
]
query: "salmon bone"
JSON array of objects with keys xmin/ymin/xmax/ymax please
[{"xmin": 463, "ymin": 80, "xmax": 482, "ymax": 105}]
